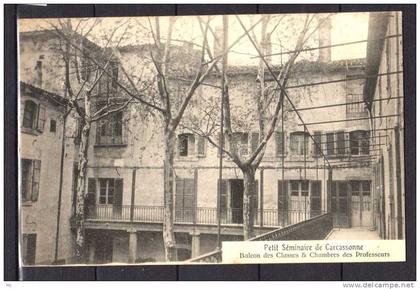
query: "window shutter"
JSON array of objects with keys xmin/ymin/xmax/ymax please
[
  {"xmin": 310, "ymin": 181, "xmax": 322, "ymax": 213},
  {"xmin": 189, "ymin": 135, "xmax": 195, "ymax": 156},
  {"xmin": 31, "ymin": 160, "xmax": 41, "ymax": 201},
  {"xmin": 275, "ymin": 132, "xmax": 285, "ymax": 156},
  {"xmin": 114, "ymin": 178, "xmax": 123, "ymax": 206},
  {"xmin": 251, "ymin": 132, "xmax": 259, "ymax": 154},
  {"xmin": 278, "ymin": 180, "xmax": 288, "ymax": 211},
  {"xmin": 37, "ymin": 104, "xmax": 46, "ymax": 132},
  {"xmin": 336, "ymin": 131, "xmax": 345, "ymax": 155},
  {"xmin": 218, "ymin": 179, "xmax": 228, "ymax": 209},
  {"xmin": 87, "ymin": 178, "xmax": 97, "ymax": 196},
  {"xmin": 197, "ymin": 136, "xmax": 206, "ymax": 157}
]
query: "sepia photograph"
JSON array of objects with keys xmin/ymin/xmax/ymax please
[{"xmin": 17, "ymin": 10, "xmax": 405, "ymax": 266}]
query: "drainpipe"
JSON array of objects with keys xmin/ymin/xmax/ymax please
[{"xmin": 53, "ymin": 108, "xmax": 71, "ymax": 264}]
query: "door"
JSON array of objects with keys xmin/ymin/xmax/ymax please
[
  {"xmin": 310, "ymin": 181, "xmax": 322, "ymax": 217},
  {"xmin": 278, "ymin": 180, "xmax": 288, "ymax": 226},
  {"xmin": 331, "ymin": 181, "xmax": 350, "ymax": 228},
  {"xmin": 230, "ymin": 179, "xmax": 244, "ymax": 224},
  {"xmin": 22, "ymin": 233, "xmax": 37, "ymax": 265},
  {"xmin": 350, "ymin": 180, "xmax": 372, "ymax": 227},
  {"xmin": 113, "ymin": 179, "xmax": 123, "ymax": 219},
  {"xmin": 95, "ymin": 232, "xmax": 113, "ymax": 263}
]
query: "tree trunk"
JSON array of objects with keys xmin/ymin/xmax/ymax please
[
  {"xmin": 162, "ymin": 128, "xmax": 177, "ymax": 261},
  {"xmin": 242, "ymin": 166, "xmax": 256, "ymax": 240},
  {"xmin": 74, "ymin": 120, "xmax": 91, "ymax": 263}
]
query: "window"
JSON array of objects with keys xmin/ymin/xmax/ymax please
[
  {"xmin": 275, "ymin": 131, "xmax": 285, "ymax": 156},
  {"xmin": 22, "ymin": 100, "xmax": 37, "ymax": 129},
  {"xmin": 21, "ymin": 159, "xmax": 41, "ymax": 202},
  {"xmin": 175, "ymin": 178, "xmax": 195, "ymax": 222},
  {"xmin": 22, "ymin": 100, "xmax": 46, "ymax": 132},
  {"xmin": 89, "ymin": 178, "xmax": 123, "ymax": 205},
  {"xmin": 96, "ymin": 111, "xmax": 124, "ymax": 145},
  {"xmin": 350, "ymin": 130, "xmax": 369, "ymax": 155},
  {"xmin": 290, "ymin": 132, "xmax": 309, "ymax": 156},
  {"xmin": 178, "ymin": 133, "xmax": 195, "ymax": 157},
  {"xmin": 232, "ymin": 132, "xmax": 249, "ymax": 155},
  {"xmin": 346, "ymin": 93, "xmax": 367, "ymax": 118},
  {"xmin": 325, "ymin": 131, "xmax": 346, "ymax": 156},
  {"xmin": 50, "ymin": 119, "xmax": 56, "ymax": 133},
  {"xmin": 290, "ymin": 180, "xmax": 309, "ymax": 197},
  {"xmin": 22, "ymin": 233, "xmax": 37, "ymax": 265},
  {"xmin": 178, "ymin": 134, "xmax": 207, "ymax": 157},
  {"xmin": 350, "ymin": 180, "xmax": 371, "ymax": 197}
]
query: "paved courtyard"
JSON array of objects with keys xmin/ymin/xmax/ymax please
[{"xmin": 326, "ymin": 228, "xmax": 381, "ymax": 240}]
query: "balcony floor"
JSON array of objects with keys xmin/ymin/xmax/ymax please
[{"xmin": 326, "ymin": 228, "xmax": 380, "ymax": 240}]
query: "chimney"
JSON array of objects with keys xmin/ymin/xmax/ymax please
[
  {"xmin": 34, "ymin": 55, "xmax": 44, "ymax": 88},
  {"xmin": 213, "ymin": 26, "xmax": 223, "ymax": 57},
  {"xmin": 318, "ymin": 17, "xmax": 331, "ymax": 62}
]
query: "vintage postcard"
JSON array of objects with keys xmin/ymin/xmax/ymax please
[{"xmin": 18, "ymin": 11, "xmax": 405, "ymax": 266}]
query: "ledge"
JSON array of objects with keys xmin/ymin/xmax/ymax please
[{"xmin": 94, "ymin": 143, "xmax": 128, "ymax": 148}]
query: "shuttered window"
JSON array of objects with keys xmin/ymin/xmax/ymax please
[
  {"xmin": 22, "ymin": 100, "xmax": 38, "ymax": 129},
  {"xmin": 21, "ymin": 159, "xmax": 41, "ymax": 202},
  {"xmin": 290, "ymin": 132, "xmax": 309, "ymax": 155},
  {"xmin": 232, "ymin": 132, "xmax": 249, "ymax": 155},
  {"xmin": 175, "ymin": 178, "xmax": 195, "ymax": 222},
  {"xmin": 350, "ymin": 130, "xmax": 370, "ymax": 155},
  {"xmin": 178, "ymin": 133, "xmax": 196, "ymax": 157},
  {"xmin": 96, "ymin": 111, "xmax": 124, "ymax": 145}
]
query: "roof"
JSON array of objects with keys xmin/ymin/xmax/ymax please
[
  {"xmin": 20, "ymin": 81, "xmax": 69, "ymax": 107},
  {"xmin": 363, "ymin": 12, "xmax": 392, "ymax": 111},
  {"xmin": 19, "ymin": 29, "xmax": 103, "ymax": 52}
]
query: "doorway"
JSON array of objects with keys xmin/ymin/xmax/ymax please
[
  {"xmin": 331, "ymin": 181, "xmax": 350, "ymax": 228},
  {"xmin": 230, "ymin": 179, "xmax": 244, "ymax": 224},
  {"xmin": 350, "ymin": 180, "xmax": 372, "ymax": 227}
]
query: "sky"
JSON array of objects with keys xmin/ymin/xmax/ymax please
[{"xmin": 18, "ymin": 12, "xmax": 370, "ymax": 65}]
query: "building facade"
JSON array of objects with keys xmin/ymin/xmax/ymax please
[
  {"xmin": 364, "ymin": 11, "xmax": 404, "ymax": 240},
  {"xmin": 18, "ymin": 13, "xmax": 403, "ymax": 265}
]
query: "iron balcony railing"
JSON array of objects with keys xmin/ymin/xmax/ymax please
[{"xmin": 85, "ymin": 204, "xmax": 324, "ymax": 228}]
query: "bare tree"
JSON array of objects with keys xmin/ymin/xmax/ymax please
[
  {"xmin": 50, "ymin": 19, "xmax": 138, "ymax": 262},
  {"xmin": 184, "ymin": 14, "xmax": 325, "ymax": 239}
]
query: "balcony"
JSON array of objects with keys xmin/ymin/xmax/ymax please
[{"xmin": 85, "ymin": 204, "xmax": 324, "ymax": 228}]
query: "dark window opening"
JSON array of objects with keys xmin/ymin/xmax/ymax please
[
  {"xmin": 23, "ymin": 100, "xmax": 38, "ymax": 129},
  {"xmin": 290, "ymin": 132, "xmax": 309, "ymax": 156},
  {"xmin": 21, "ymin": 159, "xmax": 41, "ymax": 202},
  {"xmin": 350, "ymin": 130, "xmax": 369, "ymax": 155},
  {"xmin": 22, "ymin": 233, "xmax": 37, "ymax": 265},
  {"xmin": 50, "ymin": 119, "xmax": 56, "ymax": 133},
  {"xmin": 96, "ymin": 111, "xmax": 124, "ymax": 145},
  {"xmin": 178, "ymin": 133, "xmax": 195, "ymax": 157}
]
